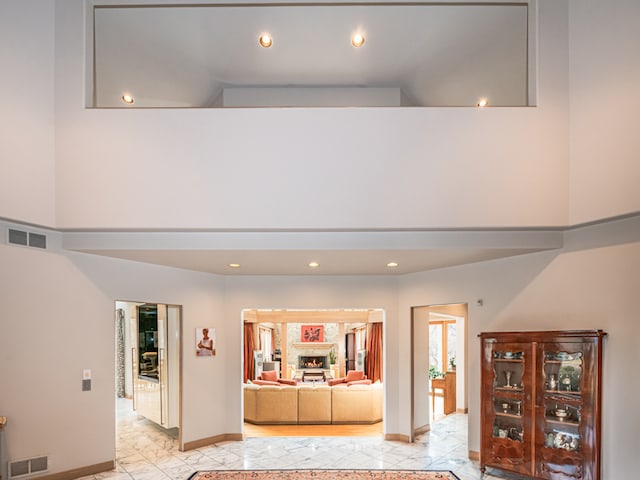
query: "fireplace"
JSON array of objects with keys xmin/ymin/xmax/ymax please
[{"xmin": 298, "ymin": 355, "xmax": 329, "ymax": 369}]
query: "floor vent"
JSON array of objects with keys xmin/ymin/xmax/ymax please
[
  {"xmin": 8, "ymin": 456, "xmax": 48, "ymax": 479},
  {"xmin": 7, "ymin": 229, "xmax": 47, "ymax": 249}
]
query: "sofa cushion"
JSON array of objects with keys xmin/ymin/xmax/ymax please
[
  {"xmin": 255, "ymin": 385, "xmax": 298, "ymax": 424},
  {"xmin": 347, "ymin": 379, "xmax": 372, "ymax": 386},
  {"xmin": 298, "ymin": 385, "xmax": 332, "ymax": 424},
  {"xmin": 277, "ymin": 378, "xmax": 298, "ymax": 386},
  {"xmin": 331, "ymin": 383, "xmax": 382, "ymax": 424},
  {"xmin": 345, "ymin": 370, "xmax": 365, "ymax": 382},
  {"xmin": 261, "ymin": 370, "xmax": 278, "ymax": 381},
  {"xmin": 253, "ymin": 379, "xmax": 280, "ymax": 386}
]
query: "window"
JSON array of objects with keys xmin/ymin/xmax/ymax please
[
  {"xmin": 429, "ymin": 317, "xmax": 457, "ymax": 375},
  {"xmin": 259, "ymin": 326, "xmax": 272, "ymax": 361}
]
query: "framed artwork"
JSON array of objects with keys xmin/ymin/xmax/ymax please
[
  {"xmin": 196, "ymin": 327, "xmax": 216, "ymax": 356},
  {"xmin": 301, "ymin": 325, "xmax": 324, "ymax": 343}
]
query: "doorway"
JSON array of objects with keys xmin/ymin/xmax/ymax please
[
  {"xmin": 241, "ymin": 308, "xmax": 385, "ymax": 438},
  {"xmin": 411, "ymin": 303, "xmax": 467, "ymax": 440},
  {"xmin": 115, "ymin": 301, "xmax": 183, "ymax": 450}
]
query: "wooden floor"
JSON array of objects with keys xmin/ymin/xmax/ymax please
[{"xmin": 244, "ymin": 422, "xmax": 383, "ymax": 437}]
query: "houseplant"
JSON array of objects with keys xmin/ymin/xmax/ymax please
[{"xmin": 329, "ymin": 348, "xmax": 337, "ymax": 365}]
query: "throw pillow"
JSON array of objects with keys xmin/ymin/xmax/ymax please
[
  {"xmin": 261, "ymin": 370, "xmax": 278, "ymax": 381},
  {"xmin": 347, "ymin": 379, "xmax": 372, "ymax": 386},
  {"xmin": 253, "ymin": 379, "xmax": 280, "ymax": 386},
  {"xmin": 345, "ymin": 370, "xmax": 365, "ymax": 382}
]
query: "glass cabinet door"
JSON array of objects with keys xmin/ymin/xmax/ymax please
[
  {"xmin": 482, "ymin": 342, "xmax": 532, "ymax": 476},
  {"xmin": 536, "ymin": 342, "xmax": 594, "ymax": 479}
]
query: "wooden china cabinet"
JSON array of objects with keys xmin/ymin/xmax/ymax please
[{"xmin": 479, "ymin": 330, "xmax": 606, "ymax": 480}]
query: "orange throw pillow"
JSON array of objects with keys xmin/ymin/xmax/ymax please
[
  {"xmin": 261, "ymin": 370, "xmax": 278, "ymax": 381},
  {"xmin": 345, "ymin": 370, "xmax": 364, "ymax": 382}
]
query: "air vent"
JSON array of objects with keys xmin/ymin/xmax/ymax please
[
  {"xmin": 9, "ymin": 456, "xmax": 48, "ymax": 479},
  {"xmin": 7, "ymin": 228, "xmax": 47, "ymax": 250},
  {"xmin": 8, "ymin": 229, "xmax": 28, "ymax": 246},
  {"xmin": 28, "ymin": 232, "xmax": 47, "ymax": 249}
]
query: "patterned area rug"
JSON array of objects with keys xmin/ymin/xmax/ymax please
[{"xmin": 189, "ymin": 470, "xmax": 460, "ymax": 480}]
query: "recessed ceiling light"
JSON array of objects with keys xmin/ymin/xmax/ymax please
[
  {"xmin": 308, "ymin": 262, "xmax": 320, "ymax": 268},
  {"xmin": 477, "ymin": 98, "xmax": 489, "ymax": 107},
  {"xmin": 351, "ymin": 33, "xmax": 365, "ymax": 48},
  {"xmin": 259, "ymin": 34, "xmax": 273, "ymax": 48},
  {"xmin": 387, "ymin": 262, "xmax": 399, "ymax": 268},
  {"xmin": 228, "ymin": 263, "xmax": 241, "ymax": 268},
  {"xmin": 121, "ymin": 94, "xmax": 134, "ymax": 104}
]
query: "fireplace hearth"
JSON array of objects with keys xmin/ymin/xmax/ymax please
[{"xmin": 298, "ymin": 355, "xmax": 329, "ymax": 369}]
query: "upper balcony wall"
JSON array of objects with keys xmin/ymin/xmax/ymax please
[{"xmin": 51, "ymin": 1, "xmax": 571, "ymax": 230}]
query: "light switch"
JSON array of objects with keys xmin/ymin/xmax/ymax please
[
  {"xmin": 83, "ymin": 369, "xmax": 92, "ymax": 380},
  {"xmin": 82, "ymin": 379, "xmax": 92, "ymax": 391}
]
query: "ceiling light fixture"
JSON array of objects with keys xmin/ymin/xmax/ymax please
[
  {"xmin": 259, "ymin": 34, "xmax": 273, "ymax": 48},
  {"xmin": 477, "ymin": 98, "xmax": 489, "ymax": 107},
  {"xmin": 351, "ymin": 33, "xmax": 365, "ymax": 48},
  {"xmin": 121, "ymin": 94, "xmax": 134, "ymax": 104},
  {"xmin": 228, "ymin": 263, "xmax": 241, "ymax": 268},
  {"xmin": 387, "ymin": 262, "xmax": 399, "ymax": 268},
  {"xmin": 308, "ymin": 262, "xmax": 320, "ymax": 268}
]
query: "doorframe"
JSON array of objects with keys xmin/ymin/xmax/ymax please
[
  {"xmin": 410, "ymin": 302, "xmax": 468, "ymax": 442},
  {"xmin": 114, "ymin": 300, "xmax": 184, "ymax": 450}
]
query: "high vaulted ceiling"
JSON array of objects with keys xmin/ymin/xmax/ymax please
[{"xmin": 93, "ymin": 2, "xmax": 529, "ymax": 108}]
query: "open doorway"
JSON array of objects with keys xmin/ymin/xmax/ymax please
[
  {"xmin": 241, "ymin": 308, "xmax": 385, "ymax": 438},
  {"xmin": 412, "ymin": 303, "xmax": 468, "ymax": 440},
  {"xmin": 115, "ymin": 301, "xmax": 183, "ymax": 453}
]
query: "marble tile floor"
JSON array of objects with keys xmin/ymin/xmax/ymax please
[{"xmin": 78, "ymin": 398, "xmax": 524, "ymax": 480}]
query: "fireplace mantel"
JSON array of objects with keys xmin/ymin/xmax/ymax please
[{"xmin": 292, "ymin": 342, "xmax": 333, "ymax": 351}]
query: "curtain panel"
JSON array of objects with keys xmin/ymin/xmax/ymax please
[
  {"xmin": 243, "ymin": 323, "xmax": 256, "ymax": 382},
  {"xmin": 366, "ymin": 322, "xmax": 383, "ymax": 383}
]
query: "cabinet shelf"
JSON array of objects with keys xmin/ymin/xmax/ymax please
[
  {"xmin": 479, "ymin": 330, "xmax": 606, "ymax": 480},
  {"xmin": 495, "ymin": 387, "xmax": 524, "ymax": 393},
  {"xmin": 545, "ymin": 418, "xmax": 580, "ymax": 427},
  {"xmin": 495, "ymin": 412, "xmax": 522, "ymax": 419},
  {"xmin": 544, "ymin": 389, "xmax": 582, "ymax": 395}
]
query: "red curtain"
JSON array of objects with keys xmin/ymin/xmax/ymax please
[
  {"xmin": 243, "ymin": 323, "xmax": 256, "ymax": 383},
  {"xmin": 366, "ymin": 322, "xmax": 383, "ymax": 383}
]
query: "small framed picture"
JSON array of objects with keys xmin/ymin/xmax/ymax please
[
  {"xmin": 196, "ymin": 327, "xmax": 216, "ymax": 356},
  {"xmin": 301, "ymin": 325, "xmax": 324, "ymax": 343}
]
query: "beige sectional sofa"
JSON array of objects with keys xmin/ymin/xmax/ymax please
[{"xmin": 244, "ymin": 382, "xmax": 382, "ymax": 425}]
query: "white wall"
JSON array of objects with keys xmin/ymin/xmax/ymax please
[
  {"xmin": 0, "ymin": 235, "xmax": 225, "ymax": 477},
  {"xmin": 398, "ymin": 230, "xmax": 640, "ymax": 478},
  {"xmin": 2, "ymin": 216, "xmax": 638, "ymax": 477},
  {"xmin": 6, "ymin": 0, "xmax": 639, "ymax": 231},
  {"xmin": 0, "ymin": 241, "xmax": 114, "ymax": 476},
  {"xmin": 568, "ymin": 0, "xmax": 640, "ymax": 224},
  {"xmin": 50, "ymin": 0, "xmax": 571, "ymax": 230},
  {"xmin": 0, "ymin": 1, "xmax": 55, "ymax": 226},
  {"xmin": 412, "ymin": 307, "xmax": 431, "ymax": 433}
]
